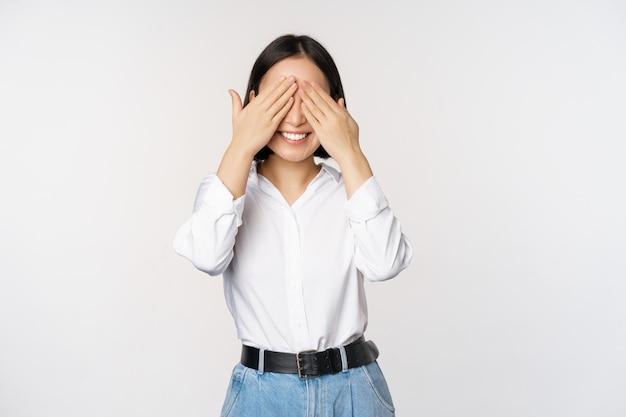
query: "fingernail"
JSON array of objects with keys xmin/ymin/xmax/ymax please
[{"xmin": 279, "ymin": 75, "xmax": 286, "ymax": 81}]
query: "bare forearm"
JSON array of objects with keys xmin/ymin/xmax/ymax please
[
  {"xmin": 335, "ymin": 149, "xmax": 374, "ymax": 199},
  {"xmin": 216, "ymin": 144, "xmax": 256, "ymax": 199}
]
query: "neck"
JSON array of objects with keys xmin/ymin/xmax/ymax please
[{"xmin": 257, "ymin": 156, "xmax": 321, "ymax": 204}]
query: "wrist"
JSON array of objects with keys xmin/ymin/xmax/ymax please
[
  {"xmin": 333, "ymin": 146, "xmax": 367, "ymax": 169},
  {"xmin": 227, "ymin": 140, "xmax": 258, "ymax": 161},
  {"xmin": 334, "ymin": 149, "xmax": 373, "ymax": 199}
]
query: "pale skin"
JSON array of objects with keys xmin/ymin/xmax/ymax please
[{"xmin": 217, "ymin": 56, "xmax": 373, "ymax": 205}]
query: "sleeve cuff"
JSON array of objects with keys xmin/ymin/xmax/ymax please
[
  {"xmin": 193, "ymin": 174, "xmax": 246, "ymax": 224},
  {"xmin": 345, "ymin": 176, "xmax": 389, "ymax": 222}
]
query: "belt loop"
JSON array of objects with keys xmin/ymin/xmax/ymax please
[
  {"xmin": 338, "ymin": 346, "xmax": 349, "ymax": 372},
  {"xmin": 257, "ymin": 347, "xmax": 265, "ymax": 375}
]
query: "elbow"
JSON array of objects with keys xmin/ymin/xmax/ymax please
[
  {"xmin": 364, "ymin": 270, "xmax": 397, "ymax": 283},
  {"xmin": 173, "ymin": 238, "xmax": 232, "ymax": 277},
  {"xmin": 361, "ymin": 239, "xmax": 413, "ymax": 282},
  {"xmin": 185, "ymin": 247, "xmax": 233, "ymax": 277},
  {"xmin": 173, "ymin": 195, "xmax": 242, "ymax": 272},
  {"xmin": 363, "ymin": 261, "xmax": 409, "ymax": 282},
  {"xmin": 190, "ymin": 258, "xmax": 229, "ymax": 276}
]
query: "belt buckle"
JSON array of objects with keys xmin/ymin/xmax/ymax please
[{"xmin": 296, "ymin": 350, "xmax": 318, "ymax": 380}]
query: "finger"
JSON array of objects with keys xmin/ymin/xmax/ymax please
[
  {"xmin": 228, "ymin": 89, "xmax": 243, "ymax": 117},
  {"xmin": 267, "ymin": 81, "xmax": 297, "ymax": 117},
  {"xmin": 303, "ymin": 81, "xmax": 339, "ymax": 114},
  {"xmin": 271, "ymin": 96, "xmax": 295, "ymax": 123},
  {"xmin": 337, "ymin": 97, "xmax": 346, "ymax": 109},
  {"xmin": 258, "ymin": 75, "xmax": 296, "ymax": 109},
  {"xmin": 299, "ymin": 87, "xmax": 327, "ymax": 122},
  {"xmin": 301, "ymin": 101, "xmax": 321, "ymax": 130}
]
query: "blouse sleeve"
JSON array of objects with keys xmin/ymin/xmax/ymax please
[
  {"xmin": 345, "ymin": 176, "xmax": 413, "ymax": 282},
  {"xmin": 173, "ymin": 174, "xmax": 245, "ymax": 276}
]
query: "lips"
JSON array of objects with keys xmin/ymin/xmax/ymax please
[{"xmin": 280, "ymin": 131, "xmax": 309, "ymax": 141}]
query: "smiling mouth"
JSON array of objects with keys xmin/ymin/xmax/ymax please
[{"xmin": 280, "ymin": 131, "xmax": 310, "ymax": 141}]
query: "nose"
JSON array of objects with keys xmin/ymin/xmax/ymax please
[{"xmin": 283, "ymin": 91, "xmax": 307, "ymax": 126}]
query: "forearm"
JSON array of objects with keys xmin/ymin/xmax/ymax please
[
  {"xmin": 216, "ymin": 143, "xmax": 256, "ymax": 199},
  {"xmin": 335, "ymin": 149, "xmax": 374, "ymax": 199}
]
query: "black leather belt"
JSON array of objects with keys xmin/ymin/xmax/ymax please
[{"xmin": 240, "ymin": 336, "xmax": 379, "ymax": 380}]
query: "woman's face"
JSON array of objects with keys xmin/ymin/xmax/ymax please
[{"xmin": 257, "ymin": 56, "xmax": 330, "ymax": 164}]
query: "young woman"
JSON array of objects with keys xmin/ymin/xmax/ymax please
[{"xmin": 174, "ymin": 34, "xmax": 412, "ymax": 417}]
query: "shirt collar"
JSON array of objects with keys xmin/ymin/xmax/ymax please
[
  {"xmin": 319, "ymin": 162, "xmax": 341, "ymax": 183},
  {"xmin": 248, "ymin": 161, "xmax": 260, "ymax": 187},
  {"xmin": 250, "ymin": 161, "xmax": 341, "ymax": 185}
]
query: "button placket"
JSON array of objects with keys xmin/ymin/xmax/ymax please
[{"xmin": 283, "ymin": 207, "xmax": 309, "ymax": 350}]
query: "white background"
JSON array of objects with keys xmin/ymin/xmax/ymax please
[{"xmin": 1, "ymin": 0, "xmax": 625, "ymax": 416}]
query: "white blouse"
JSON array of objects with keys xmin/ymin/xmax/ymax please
[{"xmin": 173, "ymin": 162, "xmax": 412, "ymax": 353}]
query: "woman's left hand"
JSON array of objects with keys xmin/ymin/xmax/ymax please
[{"xmin": 299, "ymin": 81, "xmax": 361, "ymax": 164}]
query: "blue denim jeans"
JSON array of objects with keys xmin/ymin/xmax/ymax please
[{"xmin": 220, "ymin": 361, "xmax": 395, "ymax": 417}]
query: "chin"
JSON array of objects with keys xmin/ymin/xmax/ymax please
[
  {"xmin": 269, "ymin": 151, "xmax": 317, "ymax": 163},
  {"xmin": 267, "ymin": 140, "xmax": 320, "ymax": 163}
]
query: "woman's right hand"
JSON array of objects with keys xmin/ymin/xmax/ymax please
[{"xmin": 228, "ymin": 75, "xmax": 297, "ymax": 156}]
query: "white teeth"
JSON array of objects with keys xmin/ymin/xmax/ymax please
[{"xmin": 280, "ymin": 132, "xmax": 308, "ymax": 141}]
